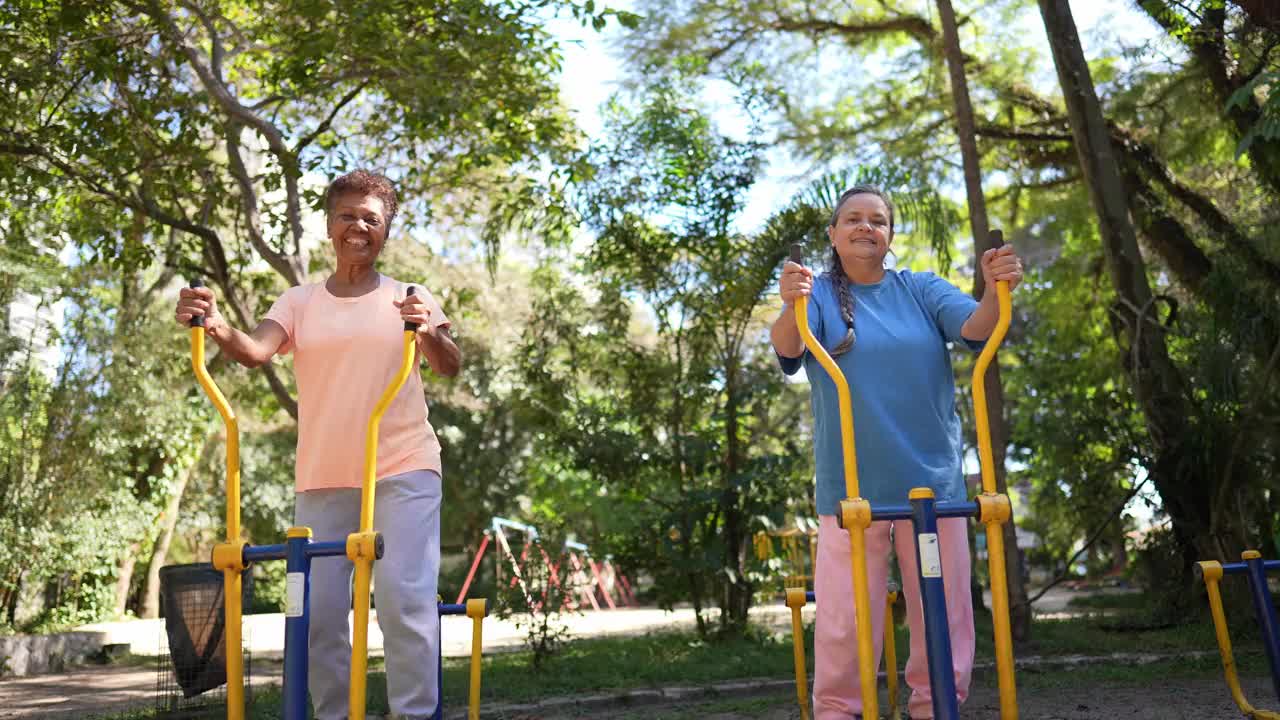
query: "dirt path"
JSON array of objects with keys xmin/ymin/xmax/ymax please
[
  {"xmin": 496, "ymin": 673, "xmax": 1277, "ymax": 719},
  {"xmin": 0, "ymin": 587, "xmax": 1137, "ymax": 719}
]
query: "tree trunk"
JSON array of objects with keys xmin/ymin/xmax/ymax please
[
  {"xmin": 142, "ymin": 424, "xmax": 219, "ymax": 618},
  {"xmin": 720, "ymin": 356, "xmax": 751, "ymax": 632},
  {"xmin": 1231, "ymin": 0, "xmax": 1280, "ymax": 31},
  {"xmin": 114, "ymin": 545, "xmax": 140, "ymax": 617},
  {"xmin": 935, "ymin": 0, "xmax": 1032, "ymax": 643},
  {"xmin": 1038, "ymin": 0, "xmax": 1217, "ymax": 570}
]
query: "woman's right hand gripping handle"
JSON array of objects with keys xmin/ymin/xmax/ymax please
[
  {"xmin": 176, "ymin": 281, "xmax": 221, "ymax": 331},
  {"xmin": 772, "ymin": 246, "xmax": 814, "ymax": 359},
  {"xmin": 779, "ymin": 247, "xmax": 814, "ymax": 305}
]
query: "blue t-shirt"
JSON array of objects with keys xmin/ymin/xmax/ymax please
[{"xmin": 778, "ymin": 269, "xmax": 982, "ymax": 515}]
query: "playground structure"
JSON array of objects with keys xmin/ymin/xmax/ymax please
[
  {"xmin": 1197, "ymin": 551, "xmax": 1280, "ymax": 719},
  {"xmin": 187, "ymin": 283, "xmax": 486, "ymax": 720},
  {"xmin": 753, "ymin": 520, "xmax": 819, "ymax": 595},
  {"xmin": 455, "ymin": 516, "xmax": 636, "ymax": 611},
  {"xmin": 782, "ymin": 237, "xmax": 1019, "ymax": 720}
]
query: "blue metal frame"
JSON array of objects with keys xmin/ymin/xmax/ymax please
[
  {"xmin": 869, "ymin": 501, "xmax": 979, "ymax": 522},
  {"xmin": 433, "ymin": 604, "xmax": 469, "ymax": 720},
  {"xmin": 907, "ymin": 493, "xmax": 960, "ymax": 720},
  {"xmin": 1216, "ymin": 557, "xmax": 1280, "ymax": 702},
  {"xmin": 241, "ymin": 540, "xmax": 474, "ymax": 720},
  {"xmin": 243, "ymin": 538, "xmax": 347, "ymax": 720}
]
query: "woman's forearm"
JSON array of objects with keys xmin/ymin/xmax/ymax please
[
  {"xmin": 771, "ymin": 304, "xmax": 805, "ymax": 358},
  {"xmin": 418, "ymin": 330, "xmax": 461, "ymax": 377},
  {"xmin": 960, "ymin": 291, "xmax": 1000, "ymax": 341},
  {"xmin": 205, "ymin": 319, "xmax": 278, "ymax": 368}
]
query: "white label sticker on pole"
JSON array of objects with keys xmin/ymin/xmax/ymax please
[
  {"xmin": 919, "ymin": 533, "xmax": 942, "ymax": 578},
  {"xmin": 286, "ymin": 572, "xmax": 305, "ymax": 617}
]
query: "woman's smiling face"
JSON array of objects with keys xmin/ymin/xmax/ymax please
[
  {"xmin": 328, "ymin": 192, "xmax": 388, "ymax": 267},
  {"xmin": 827, "ymin": 192, "xmax": 893, "ymax": 267}
]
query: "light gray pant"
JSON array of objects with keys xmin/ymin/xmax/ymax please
[{"xmin": 295, "ymin": 470, "xmax": 442, "ymax": 720}]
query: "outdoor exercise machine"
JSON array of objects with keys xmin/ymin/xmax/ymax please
[
  {"xmin": 455, "ymin": 517, "xmax": 635, "ymax": 610},
  {"xmin": 188, "ymin": 283, "xmax": 486, "ymax": 720},
  {"xmin": 783, "ymin": 235, "xmax": 1019, "ymax": 720},
  {"xmin": 1197, "ymin": 550, "xmax": 1280, "ymax": 719}
]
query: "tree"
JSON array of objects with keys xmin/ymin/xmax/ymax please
[
  {"xmin": 568, "ymin": 78, "xmax": 786, "ymax": 632},
  {"xmin": 1, "ymin": 0, "xmax": 615, "ymax": 415},
  {"xmin": 934, "ymin": 0, "xmax": 1031, "ymax": 640},
  {"xmin": 1037, "ymin": 0, "xmax": 1229, "ymax": 575},
  {"xmin": 0, "ymin": 256, "xmax": 208, "ymax": 628},
  {"xmin": 1137, "ymin": 1, "xmax": 1280, "ymax": 194}
]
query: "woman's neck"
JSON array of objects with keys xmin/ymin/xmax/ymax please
[
  {"xmin": 842, "ymin": 258, "xmax": 886, "ymax": 285},
  {"xmin": 327, "ymin": 264, "xmax": 379, "ymax": 297}
]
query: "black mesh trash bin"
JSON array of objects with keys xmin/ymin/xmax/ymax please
[{"xmin": 159, "ymin": 563, "xmax": 253, "ymax": 699}]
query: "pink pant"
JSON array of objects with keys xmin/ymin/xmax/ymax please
[{"xmin": 814, "ymin": 515, "xmax": 974, "ymax": 720}]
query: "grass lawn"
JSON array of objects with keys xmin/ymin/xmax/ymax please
[{"xmin": 98, "ymin": 596, "xmax": 1270, "ymax": 718}]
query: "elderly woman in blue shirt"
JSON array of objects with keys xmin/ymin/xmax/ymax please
[{"xmin": 772, "ymin": 185, "xmax": 1023, "ymax": 720}]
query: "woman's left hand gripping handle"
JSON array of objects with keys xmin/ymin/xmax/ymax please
[{"xmin": 404, "ymin": 286, "xmax": 420, "ymax": 332}]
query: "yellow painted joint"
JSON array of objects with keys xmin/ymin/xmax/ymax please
[
  {"xmin": 1198, "ymin": 561, "xmax": 1223, "ymax": 582},
  {"xmin": 211, "ymin": 541, "xmax": 246, "ymax": 572},
  {"xmin": 466, "ymin": 598, "xmax": 488, "ymax": 618},
  {"xmin": 1243, "ymin": 550, "xmax": 1262, "ymax": 560},
  {"xmin": 287, "ymin": 526, "xmax": 313, "ymax": 539},
  {"xmin": 838, "ymin": 498, "xmax": 871, "ymax": 530},
  {"xmin": 346, "ymin": 531, "xmax": 380, "ymax": 562},
  {"xmin": 978, "ymin": 493, "xmax": 1012, "ymax": 525},
  {"xmin": 785, "ymin": 587, "xmax": 809, "ymax": 609},
  {"xmin": 908, "ymin": 487, "xmax": 935, "ymax": 500}
]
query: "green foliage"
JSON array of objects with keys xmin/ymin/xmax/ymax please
[
  {"xmin": 1227, "ymin": 69, "xmax": 1280, "ymax": 157},
  {"xmin": 555, "ymin": 76, "xmax": 816, "ymax": 634},
  {"xmin": 0, "ymin": 255, "xmax": 207, "ymax": 631}
]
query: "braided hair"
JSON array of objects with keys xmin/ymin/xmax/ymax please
[{"xmin": 825, "ymin": 185, "xmax": 896, "ymax": 356}]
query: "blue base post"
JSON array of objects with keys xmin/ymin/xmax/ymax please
[
  {"xmin": 282, "ymin": 531, "xmax": 312, "ymax": 720},
  {"xmin": 909, "ymin": 490, "xmax": 960, "ymax": 720},
  {"xmin": 244, "ymin": 533, "xmax": 349, "ymax": 720}
]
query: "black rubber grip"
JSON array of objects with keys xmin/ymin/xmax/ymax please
[
  {"xmin": 404, "ymin": 286, "xmax": 419, "ymax": 332},
  {"xmin": 189, "ymin": 279, "xmax": 205, "ymax": 328},
  {"xmin": 991, "ymin": 229, "xmax": 1004, "ymax": 248},
  {"xmin": 789, "ymin": 244, "xmax": 804, "ymax": 266}
]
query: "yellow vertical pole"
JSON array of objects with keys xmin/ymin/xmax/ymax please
[
  {"xmin": 788, "ymin": 245, "xmax": 879, "ymax": 720},
  {"xmin": 190, "ymin": 319, "xmax": 246, "ymax": 720},
  {"xmin": 786, "ymin": 588, "xmax": 811, "ymax": 720},
  {"xmin": 348, "ymin": 323, "xmax": 419, "ymax": 720},
  {"xmin": 466, "ymin": 598, "xmax": 487, "ymax": 720},
  {"xmin": 971, "ymin": 275, "xmax": 1018, "ymax": 720}
]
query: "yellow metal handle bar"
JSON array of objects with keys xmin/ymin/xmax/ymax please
[
  {"xmin": 187, "ymin": 281, "xmax": 246, "ymax": 720},
  {"xmin": 970, "ymin": 229, "xmax": 1019, "ymax": 720},
  {"xmin": 1197, "ymin": 562, "xmax": 1280, "ymax": 720},
  {"xmin": 349, "ymin": 287, "xmax": 423, "ymax": 720},
  {"xmin": 787, "ymin": 245, "xmax": 879, "ymax": 720},
  {"xmin": 466, "ymin": 598, "xmax": 487, "ymax": 720}
]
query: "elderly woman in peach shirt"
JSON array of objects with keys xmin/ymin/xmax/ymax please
[{"xmin": 175, "ymin": 170, "xmax": 459, "ymax": 720}]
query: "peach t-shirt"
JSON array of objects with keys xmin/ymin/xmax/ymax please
[{"xmin": 264, "ymin": 274, "xmax": 448, "ymax": 492}]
